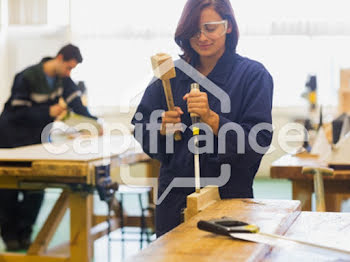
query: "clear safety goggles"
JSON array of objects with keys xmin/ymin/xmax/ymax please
[{"xmin": 191, "ymin": 20, "xmax": 228, "ymax": 40}]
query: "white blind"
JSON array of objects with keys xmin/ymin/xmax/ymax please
[
  {"xmin": 70, "ymin": 0, "xmax": 186, "ymax": 38},
  {"xmin": 8, "ymin": 0, "xmax": 47, "ymax": 25},
  {"xmin": 235, "ymin": 0, "xmax": 350, "ymax": 36},
  {"xmin": 66, "ymin": 0, "xmax": 350, "ymax": 108}
]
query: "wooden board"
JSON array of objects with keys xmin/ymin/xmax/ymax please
[
  {"xmin": 271, "ymin": 155, "xmax": 350, "ymax": 180},
  {"xmin": 264, "ymin": 212, "xmax": 350, "ymax": 261},
  {"xmin": 128, "ymin": 199, "xmax": 301, "ymax": 262}
]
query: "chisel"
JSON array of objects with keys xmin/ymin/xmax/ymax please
[{"xmin": 190, "ymin": 83, "xmax": 201, "ymax": 193}]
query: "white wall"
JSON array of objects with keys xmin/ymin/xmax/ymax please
[
  {"xmin": 0, "ymin": 26, "xmax": 70, "ymax": 109},
  {"xmin": 0, "ymin": 0, "xmax": 9, "ymax": 110},
  {"xmin": 0, "ymin": 34, "xmax": 9, "ymax": 111}
]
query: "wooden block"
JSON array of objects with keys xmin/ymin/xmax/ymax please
[
  {"xmin": 151, "ymin": 53, "xmax": 176, "ymax": 80},
  {"xmin": 184, "ymin": 186, "xmax": 221, "ymax": 221}
]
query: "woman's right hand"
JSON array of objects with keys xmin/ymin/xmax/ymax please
[{"xmin": 160, "ymin": 106, "xmax": 184, "ymax": 136}]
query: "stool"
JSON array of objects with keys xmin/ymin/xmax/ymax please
[{"xmin": 111, "ymin": 185, "xmax": 155, "ymax": 249}]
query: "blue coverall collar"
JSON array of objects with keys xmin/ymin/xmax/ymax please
[{"xmin": 178, "ymin": 49, "xmax": 237, "ymax": 85}]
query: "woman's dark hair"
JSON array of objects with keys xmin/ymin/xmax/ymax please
[
  {"xmin": 57, "ymin": 44, "xmax": 83, "ymax": 63},
  {"xmin": 175, "ymin": 0, "xmax": 239, "ymax": 64}
]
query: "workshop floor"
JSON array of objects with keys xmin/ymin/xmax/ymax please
[{"xmin": 1, "ymin": 178, "xmax": 349, "ymax": 261}]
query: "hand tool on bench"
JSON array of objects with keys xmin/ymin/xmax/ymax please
[
  {"xmin": 198, "ymin": 217, "xmax": 350, "ymax": 259},
  {"xmin": 151, "ymin": 53, "xmax": 182, "ymax": 141}
]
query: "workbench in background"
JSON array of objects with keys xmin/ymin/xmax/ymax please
[
  {"xmin": 271, "ymin": 154, "xmax": 350, "ymax": 211},
  {"xmin": 0, "ymin": 136, "xmax": 159, "ymax": 262}
]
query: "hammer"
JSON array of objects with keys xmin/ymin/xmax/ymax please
[
  {"xmin": 151, "ymin": 53, "xmax": 182, "ymax": 141},
  {"xmin": 302, "ymin": 166, "xmax": 334, "ymax": 212}
]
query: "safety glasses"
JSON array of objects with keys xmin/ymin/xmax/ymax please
[{"xmin": 192, "ymin": 20, "xmax": 228, "ymax": 40}]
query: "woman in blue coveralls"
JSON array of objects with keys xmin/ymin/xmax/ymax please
[{"xmin": 132, "ymin": 0, "xmax": 273, "ymax": 237}]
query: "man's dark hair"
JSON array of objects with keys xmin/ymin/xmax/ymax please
[{"xmin": 57, "ymin": 44, "xmax": 83, "ymax": 63}]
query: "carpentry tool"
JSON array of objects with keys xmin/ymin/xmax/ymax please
[
  {"xmin": 302, "ymin": 166, "xmax": 334, "ymax": 212},
  {"xmin": 190, "ymin": 83, "xmax": 201, "ymax": 193},
  {"xmin": 198, "ymin": 217, "xmax": 350, "ymax": 259},
  {"xmin": 302, "ymin": 75, "xmax": 317, "ymax": 111},
  {"xmin": 326, "ymin": 127, "xmax": 350, "ymax": 169},
  {"xmin": 151, "ymin": 53, "xmax": 181, "ymax": 141}
]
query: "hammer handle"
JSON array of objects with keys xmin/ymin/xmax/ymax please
[
  {"xmin": 162, "ymin": 79, "xmax": 182, "ymax": 141},
  {"xmin": 162, "ymin": 79, "xmax": 175, "ymax": 109}
]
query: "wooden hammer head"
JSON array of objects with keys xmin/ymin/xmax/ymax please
[{"xmin": 151, "ymin": 53, "xmax": 176, "ymax": 80}]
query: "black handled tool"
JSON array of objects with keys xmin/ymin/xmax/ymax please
[
  {"xmin": 197, "ymin": 217, "xmax": 350, "ymax": 259},
  {"xmin": 198, "ymin": 217, "xmax": 259, "ymax": 237}
]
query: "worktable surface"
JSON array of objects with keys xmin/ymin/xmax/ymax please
[
  {"xmin": 129, "ymin": 199, "xmax": 301, "ymax": 262},
  {"xmin": 264, "ymin": 211, "xmax": 350, "ymax": 261},
  {"xmin": 0, "ymin": 135, "xmax": 144, "ymax": 162},
  {"xmin": 129, "ymin": 199, "xmax": 350, "ymax": 262},
  {"xmin": 0, "ymin": 135, "xmax": 152, "ymax": 184}
]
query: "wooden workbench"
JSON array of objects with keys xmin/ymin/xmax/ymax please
[
  {"xmin": 128, "ymin": 199, "xmax": 301, "ymax": 262},
  {"xmin": 129, "ymin": 199, "xmax": 350, "ymax": 262},
  {"xmin": 0, "ymin": 135, "xmax": 159, "ymax": 262},
  {"xmin": 270, "ymin": 154, "xmax": 350, "ymax": 211}
]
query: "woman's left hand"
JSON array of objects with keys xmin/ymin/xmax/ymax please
[{"xmin": 183, "ymin": 91, "xmax": 220, "ymax": 135}]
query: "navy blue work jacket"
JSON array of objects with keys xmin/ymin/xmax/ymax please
[
  {"xmin": 132, "ymin": 49, "xmax": 273, "ymax": 236},
  {"xmin": 132, "ymin": 50, "xmax": 273, "ymax": 199},
  {"xmin": 0, "ymin": 58, "xmax": 96, "ymax": 148}
]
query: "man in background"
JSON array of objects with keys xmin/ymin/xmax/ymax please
[{"xmin": 0, "ymin": 44, "xmax": 98, "ymax": 251}]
